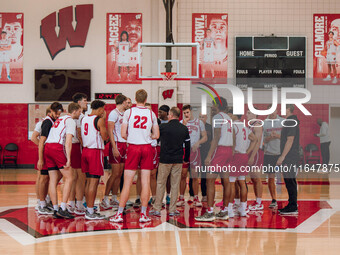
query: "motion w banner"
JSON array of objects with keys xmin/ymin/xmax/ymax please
[
  {"xmin": 107, "ymin": 13, "xmax": 142, "ymax": 84},
  {"xmin": 192, "ymin": 13, "xmax": 228, "ymax": 81},
  {"xmin": 314, "ymin": 14, "xmax": 340, "ymax": 85},
  {"xmin": 0, "ymin": 13, "xmax": 23, "ymax": 84}
]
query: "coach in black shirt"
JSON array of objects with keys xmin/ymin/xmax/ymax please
[
  {"xmin": 151, "ymin": 107, "xmax": 190, "ymax": 216},
  {"xmin": 277, "ymin": 104, "xmax": 300, "ymax": 215}
]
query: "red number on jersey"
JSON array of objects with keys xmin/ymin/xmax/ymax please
[
  {"xmin": 53, "ymin": 119, "xmax": 61, "ymax": 128},
  {"xmin": 122, "ymin": 46, "xmax": 125, "ymax": 51},
  {"xmin": 133, "ymin": 115, "xmax": 148, "ymax": 129},
  {"xmin": 242, "ymin": 128, "xmax": 247, "ymax": 140},
  {"xmin": 84, "ymin": 123, "xmax": 89, "ymax": 136}
]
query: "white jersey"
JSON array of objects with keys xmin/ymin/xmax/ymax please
[
  {"xmin": 204, "ymin": 38, "xmax": 214, "ymax": 54},
  {"xmin": 233, "ymin": 121, "xmax": 251, "ymax": 154},
  {"xmin": 34, "ymin": 120, "xmax": 43, "ymax": 134},
  {"xmin": 213, "ymin": 112, "xmax": 233, "ymax": 146},
  {"xmin": 81, "ymin": 115, "xmax": 104, "ymax": 150},
  {"xmin": 72, "ymin": 113, "xmax": 85, "ymax": 144},
  {"xmin": 181, "ymin": 118, "xmax": 205, "ymax": 147},
  {"xmin": 123, "ymin": 106, "xmax": 158, "ymax": 145},
  {"xmin": 46, "ymin": 115, "xmax": 76, "ymax": 145},
  {"xmin": 118, "ymin": 41, "xmax": 130, "ymax": 65},
  {"xmin": 0, "ymin": 39, "xmax": 11, "ymax": 62},
  {"xmin": 327, "ymin": 40, "xmax": 338, "ymax": 56},
  {"xmin": 249, "ymin": 120, "xmax": 264, "ymax": 150},
  {"xmin": 108, "ymin": 108, "xmax": 126, "ymax": 143}
]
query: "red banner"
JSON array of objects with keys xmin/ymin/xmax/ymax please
[
  {"xmin": 192, "ymin": 13, "xmax": 228, "ymax": 81},
  {"xmin": 106, "ymin": 13, "xmax": 142, "ymax": 84},
  {"xmin": 0, "ymin": 13, "xmax": 23, "ymax": 84},
  {"xmin": 313, "ymin": 14, "xmax": 340, "ymax": 85}
]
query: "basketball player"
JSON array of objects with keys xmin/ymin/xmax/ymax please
[
  {"xmin": 37, "ymin": 102, "xmax": 63, "ymax": 214},
  {"xmin": 115, "ymin": 31, "xmax": 131, "ymax": 81},
  {"xmin": 81, "ymin": 100, "xmax": 109, "ymax": 220},
  {"xmin": 177, "ymin": 105, "xmax": 207, "ymax": 207},
  {"xmin": 68, "ymin": 93, "xmax": 88, "ymax": 215},
  {"xmin": 2, "ymin": 21, "xmax": 23, "ymax": 61},
  {"xmin": 44, "ymin": 103, "xmax": 82, "ymax": 219},
  {"xmin": 100, "ymin": 94, "xmax": 129, "ymax": 210},
  {"xmin": 110, "ymin": 89, "xmax": 159, "ymax": 223},
  {"xmin": 229, "ymin": 115, "xmax": 257, "ymax": 217},
  {"xmin": 125, "ymin": 20, "xmax": 142, "ymax": 79},
  {"xmin": 126, "ymin": 98, "xmax": 132, "ymax": 109},
  {"xmin": 0, "ymin": 31, "xmax": 12, "ymax": 81},
  {"xmin": 31, "ymin": 108, "xmax": 52, "ymax": 214},
  {"xmin": 323, "ymin": 31, "xmax": 339, "ymax": 84},
  {"xmin": 201, "ymin": 29, "xmax": 215, "ymax": 78},
  {"xmin": 195, "ymin": 97, "xmax": 232, "ymax": 222},
  {"xmin": 246, "ymin": 109, "xmax": 264, "ymax": 211}
]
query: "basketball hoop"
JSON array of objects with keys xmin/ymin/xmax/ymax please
[{"xmin": 161, "ymin": 72, "xmax": 177, "ymax": 81}]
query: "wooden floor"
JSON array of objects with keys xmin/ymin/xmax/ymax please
[{"xmin": 1, "ymin": 169, "xmax": 340, "ymax": 255}]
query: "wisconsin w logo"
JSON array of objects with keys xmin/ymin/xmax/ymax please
[{"xmin": 40, "ymin": 4, "xmax": 93, "ymax": 59}]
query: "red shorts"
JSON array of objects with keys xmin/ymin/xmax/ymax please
[
  {"xmin": 125, "ymin": 144, "xmax": 154, "ymax": 170},
  {"xmin": 210, "ymin": 146, "xmax": 233, "ymax": 172},
  {"xmin": 81, "ymin": 148, "xmax": 104, "ymax": 176},
  {"xmin": 44, "ymin": 143, "xmax": 67, "ymax": 169},
  {"xmin": 109, "ymin": 142, "xmax": 127, "ymax": 164},
  {"xmin": 183, "ymin": 149, "xmax": 201, "ymax": 169},
  {"xmin": 249, "ymin": 149, "xmax": 264, "ymax": 167},
  {"xmin": 71, "ymin": 143, "xmax": 82, "ymax": 169},
  {"xmin": 230, "ymin": 153, "xmax": 249, "ymax": 177},
  {"xmin": 152, "ymin": 146, "xmax": 160, "ymax": 169}
]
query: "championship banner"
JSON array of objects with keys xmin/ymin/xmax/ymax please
[
  {"xmin": 192, "ymin": 13, "xmax": 228, "ymax": 81},
  {"xmin": 106, "ymin": 13, "xmax": 142, "ymax": 84},
  {"xmin": 0, "ymin": 13, "xmax": 23, "ymax": 84},
  {"xmin": 314, "ymin": 14, "xmax": 340, "ymax": 85}
]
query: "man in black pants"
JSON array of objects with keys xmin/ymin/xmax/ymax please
[
  {"xmin": 314, "ymin": 118, "xmax": 331, "ymax": 165},
  {"xmin": 277, "ymin": 104, "xmax": 300, "ymax": 215},
  {"xmin": 188, "ymin": 113, "xmax": 212, "ymax": 202}
]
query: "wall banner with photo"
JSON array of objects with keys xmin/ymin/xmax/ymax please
[
  {"xmin": 314, "ymin": 14, "xmax": 340, "ymax": 85},
  {"xmin": 106, "ymin": 13, "xmax": 142, "ymax": 84},
  {"xmin": 0, "ymin": 13, "xmax": 23, "ymax": 84},
  {"xmin": 192, "ymin": 13, "xmax": 228, "ymax": 82}
]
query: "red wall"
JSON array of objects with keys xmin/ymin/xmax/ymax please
[{"xmin": 0, "ymin": 103, "xmax": 328, "ymax": 165}]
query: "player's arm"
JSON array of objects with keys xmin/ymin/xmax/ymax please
[
  {"xmin": 151, "ymin": 112, "xmax": 160, "ymax": 140},
  {"xmin": 37, "ymin": 136, "xmax": 47, "ymax": 170},
  {"xmin": 77, "ymin": 127, "xmax": 83, "ymax": 146},
  {"xmin": 108, "ymin": 121, "xmax": 119, "ymax": 158},
  {"xmin": 246, "ymin": 132, "xmax": 258, "ymax": 155},
  {"xmin": 276, "ymin": 136, "xmax": 294, "ymax": 165},
  {"xmin": 31, "ymin": 131, "xmax": 40, "ymax": 146},
  {"xmin": 334, "ymin": 40, "xmax": 340, "ymax": 46},
  {"xmin": 121, "ymin": 110, "xmax": 130, "ymax": 140},
  {"xmin": 98, "ymin": 117, "xmax": 109, "ymax": 142},
  {"xmin": 205, "ymin": 127, "xmax": 221, "ymax": 166},
  {"xmin": 248, "ymin": 125, "xmax": 263, "ymax": 165},
  {"xmin": 193, "ymin": 130, "xmax": 207, "ymax": 152}
]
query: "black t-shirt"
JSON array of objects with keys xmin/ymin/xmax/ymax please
[
  {"xmin": 41, "ymin": 119, "xmax": 54, "ymax": 138},
  {"xmin": 280, "ymin": 115, "xmax": 300, "ymax": 163},
  {"xmin": 159, "ymin": 119, "xmax": 190, "ymax": 164}
]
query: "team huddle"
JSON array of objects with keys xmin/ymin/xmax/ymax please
[{"xmin": 32, "ymin": 89, "xmax": 299, "ymax": 223}]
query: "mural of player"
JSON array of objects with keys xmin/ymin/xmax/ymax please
[
  {"xmin": 0, "ymin": 31, "xmax": 12, "ymax": 80},
  {"xmin": 201, "ymin": 29, "xmax": 215, "ymax": 78},
  {"xmin": 209, "ymin": 18, "xmax": 228, "ymax": 67},
  {"xmin": 114, "ymin": 31, "xmax": 131, "ymax": 81},
  {"xmin": 323, "ymin": 31, "xmax": 339, "ymax": 84},
  {"xmin": 3, "ymin": 21, "xmax": 23, "ymax": 61},
  {"xmin": 125, "ymin": 19, "xmax": 142, "ymax": 73}
]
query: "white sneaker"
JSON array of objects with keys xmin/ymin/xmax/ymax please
[
  {"xmin": 248, "ymin": 202, "xmax": 264, "ymax": 211},
  {"xmin": 324, "ymin": 75, "xmax": 332, "ymax": 81},
  {"xmin": 110, "ymin": 198, "xmax": 119, "ymax": 207},
  {"xmin": 126, "ymin": 200, "xmax": 133, "ymax": 206},
  {"xmin": 100, "ymin": 199, "xmax": 113, "ymax": 210},
  {"xmin": 74, "ymin": 206, "xmax": 86, "ymax": 215},
  {"xmin": 67, "ymin": 205, "xmax": 75, "ymax": 214},
  {"xmin": 139, "ymin": 213, "xmax": 151, "ymax": 223},
  {"xmin": 187, "ymin": 196, "xmax": 194, "ymax": 203},
  {"xmin": 85, "ymin": 211, "xmax": 105, "ymax": 220},
  {"xmin": 333, "ymin": 77, "xmax": 338, "ymax": 84},
  {"xmin": 176, "ymin": 198, "xmax": 185, "ymax": 207},
  {"xmin": 110, "ymin": 212, "xmax": 123, "ymax": 223},
  {"xmin": 193, "ymin": 197, "xmax": 202, "ymax": 207},
  {"xmin": 228, "ymin": 209, "xmax": 235, "ymax": 218}
]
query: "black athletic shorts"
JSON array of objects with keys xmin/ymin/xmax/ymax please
[{"xmin": 263, "ymin": 154, "xmax": 280, "ymax": 174}]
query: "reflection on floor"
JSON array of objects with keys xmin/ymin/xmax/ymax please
[{"xmin": 0, "ymin": 200, "xmax": 332, "ymax": 238}]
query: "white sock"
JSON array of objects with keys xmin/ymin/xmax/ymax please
[
  {"xmin": 118, "ymin": 207, "xmax": 124, "ymax": 214},
  {"xmin": 45, "ymin": 195, "xmax": 51, "ymax": 203},
  {"xmin": 53, "ymin": 205, "xmax": 58, "ymax": 211},
  {"xmin": 194, "ymin": 195, "xmax": 199, "ymax": 199},
  {"xmin": 208, "ymin": 207, "xmax": 214, "ymax": 213},
  {"xmin": 104, "ymin": 196, "xmax": 109, "ymax": 203},
  {"xmin": 76, "ymin": 201, "xmax": 83, "ymax": 209},
  {"xmin": 61, "ymin": 202, "xmax": 67, "ymax": 211},
  {"xmin": 241, "ymin": 202, "xmax": 247, "ymax": 211},
  {"xmin": 235, "ymin": 199, "xmax": 240, "ymax": 205},
  {"xmin": 256, "ymin": 198, "xmax": 262, "ymax": 205},
  {"xmin": 228, "ymin": 203, "xmax": 233, "ymax": 211},
  {"xmin": 40, "ymin": 200, "xmax": 46, "ymax": 208},
  {"xmin": 112, "ymin": 195, "xmax": 117, "ymax": 200},
  {"xmin": 179, "ymin": 195, "xmax": 184, "ymax": 199},
  {"xmin": 141, "ymin": 206, "xmax": 147, "ymax": 214},
  {"xmin": 82, "ymin": 196, "xmax": 86, "ymax": 203},
  {"xmin": 69, "ymin": 201, "xmax": 75, "ymax": 208},
  {"xmin": 87, "ymin": 207, "xmax": 94, "ymax": 214}
]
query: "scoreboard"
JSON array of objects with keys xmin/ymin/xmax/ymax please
[{"xmin": 236, "ymin": 36, "xmax": 306, "ymax": 89}]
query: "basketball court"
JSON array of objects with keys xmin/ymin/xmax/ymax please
[{"xmin": 1, "ymin": 0, "xmax": 340, "ymax": 254}]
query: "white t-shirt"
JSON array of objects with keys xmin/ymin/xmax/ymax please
[
  {"xmin": 46, "ymin": 115, "xmax": 76, "ymax": 145},
  {"xmin": 213, "ymin": 112, "xmax": 233, "ymax": 146},
  {"xmin": 181, "ymin": 118, "xmax": 205, "ymax": 148},
  {"xmin": 108, "ymin": 108, "xmax": 126, "ymax": 143},
  {"xmin": 81, "ymin": 115, "xmax": 104, "ymax": 150},
  {"xmin": 34, "ymin": 120, "xmax": 43, "ymax": 134},
  {"xmin": 233, "ymin": 121, "xmax": 251, "ymax": 154},
  {"xmin": 123, "ymin": 106, "xmax": 158, "ymax": 145}
]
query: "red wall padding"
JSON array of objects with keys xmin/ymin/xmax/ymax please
[{"xmin": 0, "ymin": 103, "xmax": 329, "ymax": 165}]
